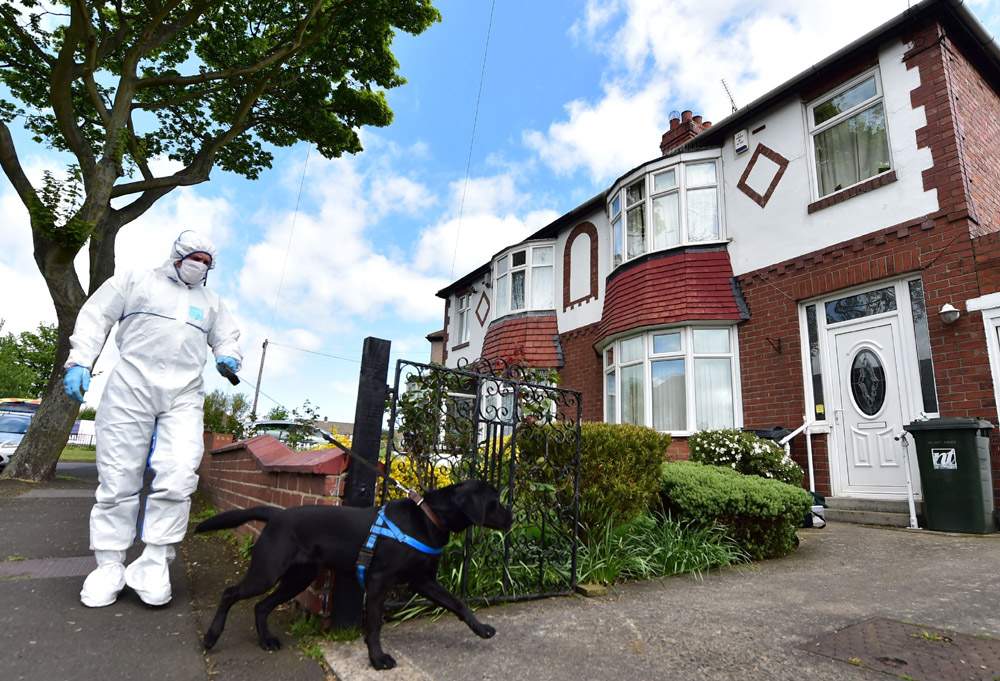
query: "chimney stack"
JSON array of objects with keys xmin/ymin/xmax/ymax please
[{"xmin": 659, "ymin": 109, "xmax": 712, "ymax": 156}]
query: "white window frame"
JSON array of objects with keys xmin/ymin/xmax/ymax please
[
  {"xmin": 455, "ymin": 293, "xmax": 471, "ymax": 343},
  {"xmin": 806, "ymin": 68, "xmax": 894, "ymax": 200},
  {"xmin": 602, "ymin": 325, "xmax": 743, "ymax": 436},
  {"xmin": 492, "ymin": 242, "xmax": 556, "ymax": 320},
  {"xmin": 607, "ymin": 156, "xmax": 725, "ymax": 270}
]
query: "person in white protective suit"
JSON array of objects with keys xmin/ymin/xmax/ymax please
[{"xmin": 63, "ymin": 230, "xmax": 242, "ymax": 608}]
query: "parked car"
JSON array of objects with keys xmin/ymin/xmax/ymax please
[
  {"xmin": 249, "ymin": 419, "xmax": 340, "ymax": 450},
  {"xmin": 0, "ymin": 412, "xmax": 32, "ymax": 470}
]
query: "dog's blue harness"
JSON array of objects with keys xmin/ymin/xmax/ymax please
[{"xmin": 356, "ymin": 506, "xmax": 443, "ymax": 588}]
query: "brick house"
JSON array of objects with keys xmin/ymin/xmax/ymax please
[{"xmin": 433, "ymin": 0, "xmax": 1000, "ymax": 509}]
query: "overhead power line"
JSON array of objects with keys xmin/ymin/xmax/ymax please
[{"xmin": 449, "ymin": 0, "xmax": 498, "ymax": 279}]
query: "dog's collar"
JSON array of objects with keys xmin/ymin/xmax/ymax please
[{"xmin": 408, "ymin": 490, "xmax": 446, "ymax": 531}]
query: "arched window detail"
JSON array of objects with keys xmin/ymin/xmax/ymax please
[{"xmin": 563, "ymin": 221, "xmax": 599, "ymax": 310}]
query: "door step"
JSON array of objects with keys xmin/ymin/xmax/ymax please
[{"xmin": 824, "ymin": 497, "xmax": 923, "ymax": 528}]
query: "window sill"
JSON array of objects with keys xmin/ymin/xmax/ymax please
[
  {"xmin": 807, "ymin": 170, "xmax": 896, "ymax": 214},
  {"xmin": 450, "ymin": 342, "xmax": 470, "ymax": 351}
]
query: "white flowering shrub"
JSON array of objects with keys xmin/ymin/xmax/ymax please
[{"xmin": 688, "ymin": 429, "xmax": 803, "ymax": 487}]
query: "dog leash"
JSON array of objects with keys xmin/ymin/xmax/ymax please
[{"xmin": 218, "ymin": 364, "xmax": 444, "ymax": 530}]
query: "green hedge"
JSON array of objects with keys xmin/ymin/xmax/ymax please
[
  {"xmin": 517, "ymin": 422, "xmax": 670, "ymax": 530},
  {"xmin": 660, "ymin": 461, "xmax": 811, "ymax": 560}
]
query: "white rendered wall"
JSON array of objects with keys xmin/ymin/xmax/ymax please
[
  {"xmin": 722, "ymin": 38, "xmax": 938, "ymax": 276},
  {"xmin": 555, "ymin": 207, "xmax": 608, "ymax": 333},
  {"xmin": 444, "ymin": 269, "xmax": 490, "ymax": 368}
]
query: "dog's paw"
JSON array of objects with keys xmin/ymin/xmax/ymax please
[
  {"xmin": 370, "ymin": 653, "xmax": 397, "ymax": 670},
  {"xmin": 203, "ymin": 631, "xmax": 219, "ymax": 650},
  {"xmin": 473, "ymin": 623, "xmax": 496, "ymax": 639},
  {"xmin": 259, "ymin": 635, "xmax": 282, "ymax": 652}
]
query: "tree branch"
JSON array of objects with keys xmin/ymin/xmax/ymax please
[
  {"xmin": 135, "ymin": 0, "xmax": 325, "ymax": 89},
  {"xmin": 50, "ymin": 1, "xmax": 97, "ymax": 176},
  {"xmin": 111, "ymin": 73, "xmax": 273, "ymax": 199},
  {"xmin": 0, "ymin": 122, "xmax": 39, "ymax": 209},
  {"xmin": 0, "ymin": 9, "xmax": 57, "ymax": 67}
]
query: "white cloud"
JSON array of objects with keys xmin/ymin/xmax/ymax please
[
  {"xmin": 533, "ymin": 0, "xmax": 908, "ymax": 182},
  {"xmin": 370, "ymin": 174, "xmax": 437, "ymax": 218},
  {"xmin": 412, "ymin": 172, "xmax": 559, "ymax": 276},
  {"xmin": 236, "ymin": 155, "xmax": 448, "ymax": 329},
  {"xmin": 524, "ymin": 82, "xmax": 669, "ymax": 183}
]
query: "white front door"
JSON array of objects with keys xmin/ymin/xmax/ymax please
[{"xmin": 831, "ymin": 317, "xmax": 918, "ymax": 496}]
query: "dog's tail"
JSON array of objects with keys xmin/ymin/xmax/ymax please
[{"xmin": 194, "ymin": 506, "xmax": 278, "ymax": 533}]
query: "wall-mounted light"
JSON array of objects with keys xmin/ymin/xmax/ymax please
[{"xmin": 939, "ymin": 303, "xmax": 960, "ymax": 325}]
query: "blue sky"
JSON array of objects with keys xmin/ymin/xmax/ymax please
[{"xmin": 3, "ymin": 0, "xmax": 1000, "ymax": 421}]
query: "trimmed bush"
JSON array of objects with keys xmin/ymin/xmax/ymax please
[
  {"xmin": 660, "ymin": 461, "xmax": 812, "ymax": 560},
  {"xmin": 517, "ymin": 422, "xmax": 670, "ymax": 530},
  {"xmin": 688, "ymin": 429, "xmax": 804, "ymax": 487}
]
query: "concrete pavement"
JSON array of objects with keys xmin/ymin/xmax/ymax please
[{"xmin": 322, "ymin": 524, "xmax": 1000, "ymax": 680}]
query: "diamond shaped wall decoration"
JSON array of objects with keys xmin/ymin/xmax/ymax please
[
  {"xmin": 737, "ymin": 143, "xmax": 789, "ymax": 208},
  {"xmin": 475, "ymin": 291, "xmax": 491, "ymax": 326}
]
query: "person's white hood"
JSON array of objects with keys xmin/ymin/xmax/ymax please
[{"xmin": 163, "ymin": 230, "xmax": 216, "ymax": 286}]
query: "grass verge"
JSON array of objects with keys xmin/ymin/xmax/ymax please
[{"xmin": 60, "ymin": 445, "xmax": 97, "ymax": 462}]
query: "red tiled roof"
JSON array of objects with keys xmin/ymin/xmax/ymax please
[
  {"xmin": 597, "ymin": 249, "xmax": 744, "ymax": 342},
  {"xmin": 481, "ymin": 313, "xmax": 563, "ymax": 369},
  {"xmin": 211, "ymin": 435, "xmax": 349, "ymax": 475}
]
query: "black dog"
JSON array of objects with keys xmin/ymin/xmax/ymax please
[{"xmin": 195, "ymin": 480, "xmax": 513, "ymax": 670}]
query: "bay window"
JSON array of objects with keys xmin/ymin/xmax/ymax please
[
  {"xmin": 808, "ymin": 71, "xmax": 892, "ymax": 198},
  {"xmin": 494, "ymin": 243, "xmax": 555, "ymax": 318},
  {"xmin": 608, "ymin": 158, "xmax": 722, "ymax": 268},
  {"xmin": 603, "ymin": 326, "xmax": 740, "ymax": 433}
]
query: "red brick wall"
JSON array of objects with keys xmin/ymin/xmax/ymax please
[
  {"xmin": 947, "ymin": 33, "xmax": 1000, "ymax": 238},
  {"xmin": 974, "ymin": 231, "xmax": 1000, "ymax": 294},
  {"xmin": 198, "ymin": 437, "xmax": 347, "ymax": 616},
  {"xmin": 557, "ymin": 322, "xmax": 603, "ymax": 422}
]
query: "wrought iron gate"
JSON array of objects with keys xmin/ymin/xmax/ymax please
[{"xmin": 382, "ymin": 357, "xmax": 582, "ymax": 604}]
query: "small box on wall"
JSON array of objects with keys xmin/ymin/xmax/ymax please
[{"xmin": 734, "ymin": 129, "xmax": 749, "ymax": 155}]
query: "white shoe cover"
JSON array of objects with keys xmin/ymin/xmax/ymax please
[
  {"xmin": 80, "ymin": 550, "xmax": 127, "ymax": 608},
  {"xmin": 124, "ymin": 544, "xmax": 175, "ymax": 606}
]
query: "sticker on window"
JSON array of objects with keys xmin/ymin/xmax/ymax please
[{"xmin": 931, "ymin": 448, "xmax": 957, "ymax": 470}]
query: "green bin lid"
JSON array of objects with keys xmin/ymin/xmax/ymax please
[{"xmin": 903, "ymin": 417, "xmax": 994, "ymax": 432}]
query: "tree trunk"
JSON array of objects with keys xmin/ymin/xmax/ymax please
[
  {"xmin": 2, "ymin": 216, "xmax": 111, "ymax": 482},
  {"xmin": 2, "ymin": 308, "xmax": 83, "ymax": 481}
]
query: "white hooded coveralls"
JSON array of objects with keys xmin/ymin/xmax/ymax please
[{"xmin": 67, "ymin": 233, "xmax": 241, "ymax": 551}]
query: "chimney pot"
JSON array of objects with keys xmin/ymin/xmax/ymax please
[
  {"xmin": 681, "ymin": 110, "xmax": 693, "ymax": 122},
  {"xmin": 693, "ymin": 115, "xmax": 703, "ymax": 125},
  {"xmin": 669, "ymin": 117, "xmax": 680, "ymax": 130},
  {"xmin": 703, "ymin": 121, "xmax": 712, "ymax": 128}
]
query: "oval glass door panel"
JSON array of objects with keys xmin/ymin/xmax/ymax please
[{"xmin": 850, "ymin": 349, "xmax": 886, "ymax": 416}]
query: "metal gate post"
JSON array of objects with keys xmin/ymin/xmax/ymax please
[{"xmin": 329, "ymin": 336, "xmax": 391, "ymax": 628}]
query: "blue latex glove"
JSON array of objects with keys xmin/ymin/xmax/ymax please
[
  {"xmin": 215, "ymin": 355, "xmax": 240, "ymax": 376},
  {"xmin": 63, "ymin": 365, "xmax": 91, "ymax": 403}
]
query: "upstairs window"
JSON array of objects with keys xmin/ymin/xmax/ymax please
[
  {"xmin": 494, "ymin": 244, "xmax": 555, "ymax": 318},
  {"xmin": 609, "ymin": 160, "xmax": 721, "ymax": 269},
  {"xmin": 808, "ymin": 71, "xmax": 891, "ymax": 198},
  {"xmin": 455, "ymin": 293, "xmax": 471, "ymax": 343}
]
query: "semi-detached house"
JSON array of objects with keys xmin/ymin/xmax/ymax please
[{"xmin": 431, "ymin": 0, "xmax": 1000, "ymax": 511}]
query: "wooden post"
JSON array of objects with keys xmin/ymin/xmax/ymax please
[{"xmin": 329, "ymin": 336, "xmax": 390, "ymax": 628}]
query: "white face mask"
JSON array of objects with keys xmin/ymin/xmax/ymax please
[{"xmin": 176, "ymin": 259, "xmax": 209, "ymax": 285}]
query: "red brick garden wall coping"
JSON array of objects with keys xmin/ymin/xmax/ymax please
[{"xmin": 210, "ymin": 435, "xmax": 349, "ymax": 476}]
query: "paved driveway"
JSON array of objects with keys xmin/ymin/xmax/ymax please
[{"xmin": 324, "ymin": 523, "xmax": 1000, "ymax": 680}]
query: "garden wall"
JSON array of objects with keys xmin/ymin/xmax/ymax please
[{"xmin": 198, "ymin": 434, "xmax": 349, "ymax": 615}]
